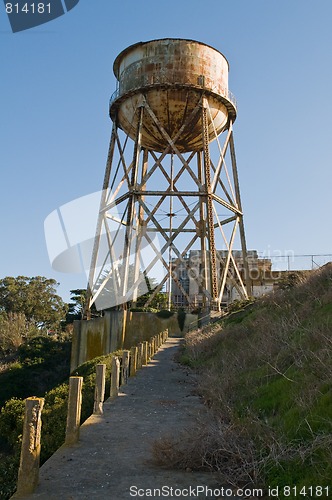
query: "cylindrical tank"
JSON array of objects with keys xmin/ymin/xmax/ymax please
[{"xmin": 110, "ymin": 38, "xmax": 237, "ymax": 153}]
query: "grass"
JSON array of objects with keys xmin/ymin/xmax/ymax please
[{"xmin": 153, "ymin": 263, "xmax": 332, "ymax": 496}]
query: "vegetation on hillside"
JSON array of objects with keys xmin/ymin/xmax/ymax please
[
  {"xmin": 0, "ymin": 338, "xmax": 122, "ymax": 499},
  {"xmin": 0, "ymin": 276, "xmax": 70, "ymax": 499},
  {"xmin": 0, "ymin": 336, "xmax": 70, "ymax": 499},
  {"xmin": 153, "ymin": 264, "xmax": 332, "ymax": 496},
  {"xmin": 0, "ymin": 336, "xmax": 71, "ymax": 409},
  {"xmin": 0, "ymin": 273, "xmax": 168, "ymax": 498}
]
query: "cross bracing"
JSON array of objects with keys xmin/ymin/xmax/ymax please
[{"xmin": 85, "ymin": 94, "xmax": 251, "ymax": 315}]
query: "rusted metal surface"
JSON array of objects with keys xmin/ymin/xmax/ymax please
[
  {"xmin": 202, "ymin": 98, "xmax": 219, "ymax": 305},
  {"xmin": 110, "ymin": 38, "xmax": 237, "ymax": 152}
]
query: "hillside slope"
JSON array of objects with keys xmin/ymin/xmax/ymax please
[{"xmin": 154, "ymin": 264, "xmax": 332, "ymax": 496}]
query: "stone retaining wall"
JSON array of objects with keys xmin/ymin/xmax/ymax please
[{"xmin": 70, "ymin": 311, "xmax": 198, "ymax": 371}]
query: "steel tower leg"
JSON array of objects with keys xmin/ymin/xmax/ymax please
[
  {"xmin": 132, "ymin": 148, "xmax": 148, "ymax": 306},
  {"xmin": 202, "ymin": 98, "xmax": 219, "ymax": 310},
  {"xmin": 229, "ymin": 126, "xmax": 252, "ymax": 297},
  {"xmin": 121, "ymin": 106, "xmax": 144, "ymax": 303},
  {"xmin": 84, "ymin": 123, "xmax": 117, "ymax": 319},
  {"xmin": 197, "ymin": 151, "xmax": 208, "ymax": 312}
]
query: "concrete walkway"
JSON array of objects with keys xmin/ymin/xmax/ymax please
[{"xmin": 20, "ymin": 338, "xmax": 230, "ymax": 500}]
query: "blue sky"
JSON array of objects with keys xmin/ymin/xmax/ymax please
[{"xmin": 1, "ymin": 0, "xmax": 332, "ymax": 302}]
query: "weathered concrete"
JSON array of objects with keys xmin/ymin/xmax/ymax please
[
  {"xmin": 19, "ymin": 339, "xmax": 230, "ymax": 500},
  {"xmin": 121, "ymin": 350, "xmax": 130, "ymax": 386},
  {"xmin": 13, "ymin": 398, "xmax": 44, "ymax": 497},
  {"xmin": 110, "ymin": 356, "xmax": 120, "ymax": 399},
  {"xmin": 70, "ymin": 315, "xmax": 111, "ymax": 372},
  {"xmin": 71, "ymin": 312, "xmax": 198, "ymax": 371},
  {"xmin": 142, "ymin": 341, "xmax": 148, "ymax": 366},
  {"xmin": 93, "ymin": 364, "xmax": 106, "ymax": 415},
  {"xmin": 65, "ymin": 377, "xmax": 83, "ymax": 446},
  {"xmin": 129, "ymin": 346, "xmax": 138, "ymax": 377},
  {"xmin": 124, "ymin": 312, "xmax": 198, "ymax": 348}
]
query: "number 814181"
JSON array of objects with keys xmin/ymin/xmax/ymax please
[
  {"xmin": 6, "ymin": 3, "xmax": 51, "ymax": 14},
  {"xmin": 283, "ymin": 486, "xmax": 330, "ymax": 497}
]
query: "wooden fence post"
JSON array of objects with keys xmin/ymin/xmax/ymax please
[
  {"xmin": 94, "ymin": 364, "xmax": 106, "ymax": 415},
  {"xmin": 110, "ymin": 356, "xmax": 120, "ymax": 398},
  {"xmin": 121, "ymin": 350, "xmax": 130, "ymax": 385},
  {"xmin": 65, "ymin": 376, "xmax": 83, "ymax": 445},
  {"xmin": 130, "ymin": 346, "xmax": 138, "ymax": 376},
  {"xmin": 15, "ymin": 397, "xmax": 44, "ymax": 496}
]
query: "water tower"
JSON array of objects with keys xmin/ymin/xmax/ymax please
[{"xmin": 85, "ymin": 38, "xmax": 251, "ymax": 315}]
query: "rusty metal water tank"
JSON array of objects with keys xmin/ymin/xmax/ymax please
[{"xmin": 109, "ymin": 38, "xmax": 237, "ymax": 152}]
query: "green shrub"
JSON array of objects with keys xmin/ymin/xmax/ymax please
[
  {"xmin": 156, "ymin": 309, "xmax": 174, "ymax": 319},
  {"xmin": 0, "ymin": 349, "xmax": 122, "ymax": 497},
  {"xmin": 0, "ymin": 398, "xmax": 25, "ymax": 452},
  {"xmin": 0, "ymin": 454, "xmax": 20, "ymax": 500},
  {"xmin": 17, "ymin": 335, "xmax": 70, "ymax": 367},
  {"xmin": 130, "ymin": 307, "xmax": 158, "ymax": 313},
  {"xmin": 0, "ymin": 336, "xmax": 71, "ymax": 408},
  {"xmin": 41, "ymin": 384, "xmax": 69, "ymax": 462},
  {"xmin": 0, "ymin": 399, "xmax": 25, "ymax": 499}
]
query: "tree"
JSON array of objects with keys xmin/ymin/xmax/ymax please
[
  {"xmin": 135, "ymin": 275, "xmax": 168, "ymax": 309},
  {"xmin": 0, "ymin": 276, "xmax": 67, "ymax": 330},
  {"xmin": 84, "ymin": 265, "xmax": 168, "ymax": 313},
  {"xmin": 66, "ymin": 288, "xmax": 100, "ymax": 323},
  {"xmin": 67, "ymin": 288, "xmax": 86, "ymax": 321}
]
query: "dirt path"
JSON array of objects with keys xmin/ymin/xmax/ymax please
[{"xmin": 19, "ymin": 338, "xmax": 238, "ymax": 500}]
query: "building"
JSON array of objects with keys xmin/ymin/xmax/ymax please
[{"xmin": 169, "ymin": 250, "xmax": 282, "ymax": 308}]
